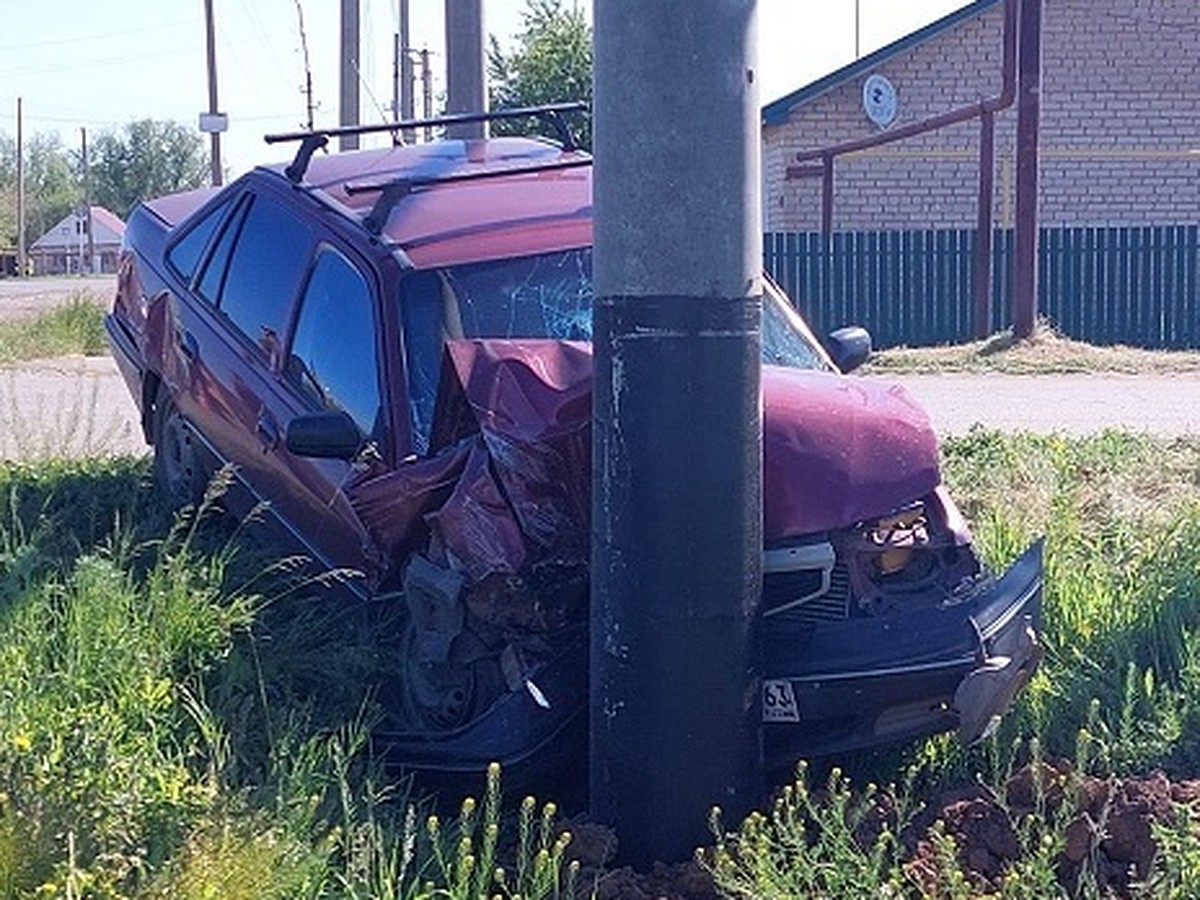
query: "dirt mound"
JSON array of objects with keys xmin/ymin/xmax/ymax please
[{"xmin": 906, "ymin": 760, "xmax": 1200, "ymax": 897}]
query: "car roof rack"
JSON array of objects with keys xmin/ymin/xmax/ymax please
[
  {"xmin": 265, "ymin": 101, "xmax": 588, "ymax": 184},
  {"xmin": 345, "ymin": 156, "xmax": 592, "ymax": 236}
]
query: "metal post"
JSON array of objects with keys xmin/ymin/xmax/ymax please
[
  {"xmin": 444, "ymin": 0, "xmax": 486, "ymax": 139},
  {"xmin": 821, "ymin": 153, "xmax": 835, "ymax": 234},
  {"xmin": 340, "ymin": 0, "xmax": 361, "ymax": 150},
  {"xmin": 592, "ymin": 0, "xmax": 762, "ymax": 865},
  {"xmin": 203, "ymin": 0, "xmax": 222, "ymax": 186},
  {"xmin": 1012, "ymin": 0, "xmax": 1042, "ymax": 339},
  {"xmin": 16, "ymin": 97, "xmax": 26, "ymax": 277},
  {"xmin": 973, "ymin": 110, "xmax": 995, "ymax": 340}
]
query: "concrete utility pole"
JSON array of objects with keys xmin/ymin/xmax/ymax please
[
  {"xmin": 400, "ymin": 0, "xmax": 414, "ymax": 120},
  {"xmin": 444, "ymin": 0, "xmax": 486, "ymax": 139},
  {"xmin": 1012, "ymin": 0, "xmax": 1042, "ymax": 339},
  {"xmin": 592, "ymin": 0, "xmax": 763, "ymax": 865},
  {"xmin": 339, "ymin": 0, "xmax": 361, "ymax": 150},
  {"xmin": 16, "ymin": 97, "xmax": 26, "ymax": 277},
  {"xmin": 203, "ymin": 0, "xmax": 223, "ymax": 186}
]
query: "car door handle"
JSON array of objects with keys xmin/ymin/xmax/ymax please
[
  {"xmin": 180, "ymin": 330, "xmax": 199, "ymax": 361},
  {"xmin": 256, "ymin": 412, "xmax": 280, "ymax": 451}
]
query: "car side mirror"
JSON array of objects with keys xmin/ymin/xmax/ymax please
[
  {"xmin": 285, "ymin": 410, "xmax": 364, "ymax": 460},
  {"xmin": 826, "ymin": 326, "xmax": 872, "ymax": 374}
]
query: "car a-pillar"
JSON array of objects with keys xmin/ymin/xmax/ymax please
[{"xmin": 591, "ymin": 0, "xmax": 763, "ymax": 865}]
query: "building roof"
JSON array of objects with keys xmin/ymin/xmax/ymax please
[
  {"xmin": 761, "ymin": 0, "xmax": 1004, "ymax": 126},
  {"xmin": 30, "ymin": 206, "xmax": 125, "ymax": 251}
]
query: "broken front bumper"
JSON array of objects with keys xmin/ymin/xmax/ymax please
[{"xmin": 760, "ymin": 540, "xmax": 1043, "ymax": 769}]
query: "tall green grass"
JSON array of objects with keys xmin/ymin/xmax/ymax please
[
  {"xmin": 0, "ymin": 293, "xmax": 108, "ymax": 364},
  {"xmin": 0, "ymin": 460, "xmax": 576, "ymax": 898},
  {"xmin": 708, "ymin": 429, "xmax": 1200, "ymax": 897},
  {"xmin": 5, "ymin": 430, "xmax": 1200, "ymax": 896}
]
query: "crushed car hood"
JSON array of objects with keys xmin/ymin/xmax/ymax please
[
  {"xmin": 762, "ymin": 365, "xmax": 940, "ymax": 539},
  {"xmin": 350, "ymin": 340, "xmax": 941, "ymax": 583}
]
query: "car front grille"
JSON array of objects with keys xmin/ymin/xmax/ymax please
[{"xmin": 763, "ymin": 562, "xmax": 851, "ymax": 624}]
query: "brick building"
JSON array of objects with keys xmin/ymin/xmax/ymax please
[{"xmin": 762, "ymin": 0, "xmax": 1200, "ymax": 233}]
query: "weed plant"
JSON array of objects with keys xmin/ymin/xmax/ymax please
[
  {"xmin": 0, "ymin": 459, "xmax": 574, "ymax": 898},
  {"xmin": 708, "ymin": 429, "xmax": 1200, "ymax": 897},
  {"xmin": 0, "ymin": 292, "xmax": 107, "ymax": 365}
]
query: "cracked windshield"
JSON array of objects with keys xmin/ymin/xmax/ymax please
[{"xmin": 400, "ymin": 247, "xmax": 828, "ymax": 450}]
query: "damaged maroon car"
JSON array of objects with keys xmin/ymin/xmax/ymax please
[{"xmin": 106, "ymin": 105, "xmax": 1042, "ymax": 779}]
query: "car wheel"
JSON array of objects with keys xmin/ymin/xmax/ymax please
[
  {"xmin": 398, "ymin": 622, "xmax": 504, "ymax": 731},
  {"xmin": 152, "ymin": 385, "xmax": 202, "ymax": 509}
]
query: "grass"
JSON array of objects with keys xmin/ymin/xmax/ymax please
[
  {"xmin": 0, "ymin": 460, "xmax": 579, "ymax": 899},
  {"xmin": 4, "ymin": 430, "xmax": 1200, "ymax": 896},
  {"xmin": 867, "ymin": 319, "xmax": 1200, "ymax": 375},
  {"xmin": 708, "ymin": 428, "xmax": 1200, "ymax": 897},
  {"xmin": 0, "ymin": 292, "xmax": 108, "ymax": 365}
]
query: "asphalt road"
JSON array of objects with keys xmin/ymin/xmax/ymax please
[
  {"xmin": 1, "ymin": 357, "xmax": 1197, "ymax": 462},
  {"xmin": 1, "ymin": 276, "xmax": 1196, "ymax": 458},
  {"xmin": 0, "ymin": 275, "xmax": 114, "ymax": 320},
  {"xmin": 874, "ymin": 371, "xmax": 1200, "ymax": 437}
]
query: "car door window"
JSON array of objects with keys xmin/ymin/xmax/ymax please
[
  {"xmin": 217, "ymin": 194, "xmax": 313, "ymax": 357},
  {"xmin": 286, "ymin": 248, "xmax": 382, "ymax": 438},
  {"xmin": 197, "ymin": 199, "xmax": 248, "ymax": 305},
  {"xmin": 167, "ymin": 196, "xmax": 229, "ymax": 284}
]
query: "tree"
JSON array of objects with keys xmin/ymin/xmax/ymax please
[
  {"xmin": 88, "ymin": 119, "xmax": 209, "ymax": 218},
  {"xmin": 0, "ymin": 131, "xmax": 80, "ymax": 252},
  {"xmin": 488, "ymin": 0, "xmax": 593, "ymax": 150}
]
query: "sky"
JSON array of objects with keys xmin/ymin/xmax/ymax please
[{"xmin": 0, "ymin": 0, "xmax": 967, "ymax": 178}]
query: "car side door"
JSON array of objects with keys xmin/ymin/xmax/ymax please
[
  {"xmin": 170, "ymin": 184, "xmax": 317, "ymax": 535},
  {"xmin": 266, "ymin": 242, "xmax": 389, "ymax": 578}
]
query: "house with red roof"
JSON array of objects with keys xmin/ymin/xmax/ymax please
[{"xmin": 29, "ymin": 206, "xmax": 125, "ymax": 275}]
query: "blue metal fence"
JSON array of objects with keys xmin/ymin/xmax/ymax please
[{"xmin": 764, "ymin": 225, "xmax": 1200, "ymax": 349}]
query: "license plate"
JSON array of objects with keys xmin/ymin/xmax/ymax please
[{"xmin": 762, "ymin": 679, "xmax": 800, "ymax": 722}]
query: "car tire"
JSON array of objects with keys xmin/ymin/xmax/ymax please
[{"xmin": 152, "ymin": 385, "xmax": 203, "ymax": 509}]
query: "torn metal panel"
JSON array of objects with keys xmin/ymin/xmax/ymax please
[{"xmin": 352, "ymin": 338, "xmax": 944, "ymax": 584}]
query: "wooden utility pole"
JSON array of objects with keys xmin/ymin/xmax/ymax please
[
  {"xmin": 444, "ymin": 0, "xmax": 485, "ymax": 139},
  {"xmin": 421, "ymin": 47, "xmax": 433, "ymax": 141},
  {"xmin": 16, "ymin": 97, "xmax": 26, "ymax": 277},
  {"xmin": 339, "ymin": 0, "xmax": 360, "ymax": 150},
  {"xmin": 592, "ymin": 0, "xmax": 762, "ymax": 864},
  {"xmin": 204, "ymin": 0, "xmax": 223, "ymax": 186},
  {"xmin": 81, "ymin": 127, "xmax": 94, "ymax": 274}
]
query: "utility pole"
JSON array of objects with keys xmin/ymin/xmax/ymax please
[
  {"xmin": 392, "ymin": 31, "xmax": 401, "ymax": 123},
  {"xmin": 401, "ymin": 0, "xmax": 414, "ymax": 117},
  {"xmin": 295, "ymin": 0, "xmax": 315, "ymax": 130},
  {"xmin": 592, "ymin": 0, "xmax": 762, "ymax": 865},
  {"xmin": 421, "ymin": 47, "xmax": 433, "ymax": 141},
  {"xmin": 395, "ymin": 0, "xmax": 416, "ymax": 142},
  {"xmin": 1012, "ymin": 0, "xmax": 1042, "ymax": 339},
  {"xmin": 81, "ymin": 127, "xmax": 94, "ymax": 275},
  {"xmin": 16, "ymin": 97, "xmax": 26, "ymax": 278},
  {"xmin": 339, "ymin": 0, "xmax": 360, "ymax": 150},
  {"xmin": 203, "ymin": 0, "xmax": 223, "ymax": 186},
  {"xmin": 444, "ymin": 0, "xmax": 485, "ymax": 139}
]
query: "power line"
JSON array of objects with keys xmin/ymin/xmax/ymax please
[{"xmin": 0, "ymin": 17, "xmax": 200, "ymax": 52}]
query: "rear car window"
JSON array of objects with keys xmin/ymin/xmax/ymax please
[
  {"xmin": 217, "ymin": 194, "xmax": 313, "ymax": 357},
  {"xmin": 166, "ymin": 197, "xmax": 229, "ymax": 284}
]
